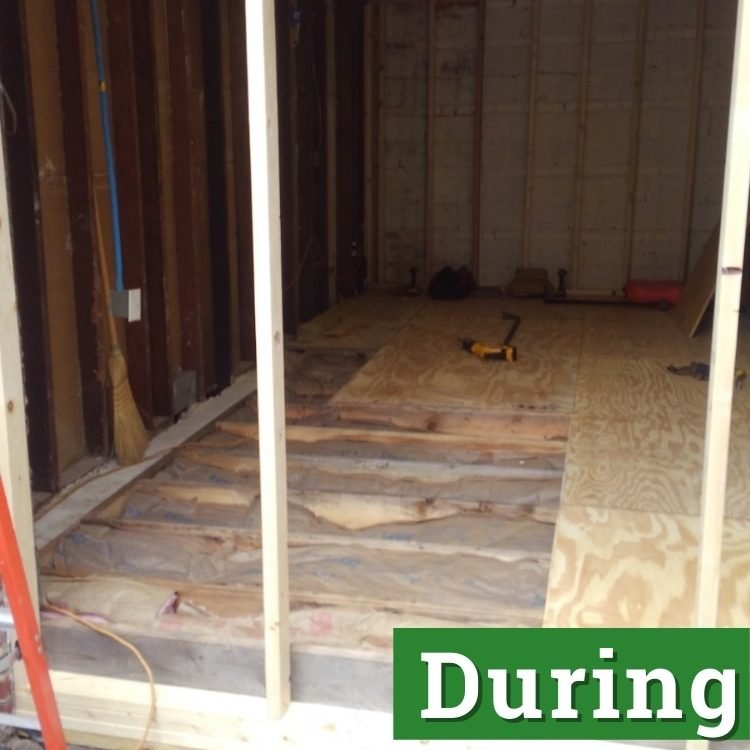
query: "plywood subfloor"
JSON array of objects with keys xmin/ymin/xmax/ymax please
[
  {"xmin": 333, "ymin": 298, "xmax": 583, "ymax": 413},
  {"xmin": 36, "ymin": 293, "xmax": 750, "ymax": 682},
  {"xmin": 295, "ymin": 291, "xmax": 427, "ymax": 350},
  {"xmin": 547, "ymin": 301, "xmax": 750, "ymax": 626},
  {"xmin": 544, "ymin": 505, "xmax": 750, "ymax": 628}
]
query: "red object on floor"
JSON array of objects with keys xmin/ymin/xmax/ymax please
[
  {"xmin": 0, "ymin": 477, "xmax": 67, "ymax": 749},
  {"xmin": 624, "ymin": 279, "xmax": 683, "ymax": 305}
]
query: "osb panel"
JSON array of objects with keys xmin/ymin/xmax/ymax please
[
  {"xmin": 333, "ymin": 299, "xmax": 581, "ymax": 413},
  {"xmin": 544, "ymin": 505, "xmax": 750, "ymax": 627}
]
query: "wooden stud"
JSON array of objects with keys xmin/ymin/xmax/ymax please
[
  {"xmin": 693, "ymin": 0, "xmax": 750, "ymax": 629},
  {"xmin": 334, "ymin": 0, "xmax": 366, "ymax": 299},
  {"xmin": 0, "ymin": 0, "xmax": 59, "ymax": 492},
  {"xmin": 521, "ymin": 0, "xmax": 541, "ymax": 268},
  {"xmin": 362, "ymin": 1, "xmax": 374, "ymax": 295},
  {"xmin": 326, "ymin": 0, "xmax": 339, "ymax": 306},
  {"xmin": 376, "ymin": 0, "xmax": 387, "ymax": 285},
  {"xmin": 288, "ymin": 0, "xmax": 301, "ymax": 329},
  {"xmin": 624, "ymin": 0, "xmax": 649, "ymax": 280},
  {"xmin": 150, "ymin": 0, "xmax": 182, "ymax": 381},
  {"xmin": 471, "ymin": 0, "xmax": 487, "ymax": 282},
  {"xmin": 166, "ymin": 0, "xmax": 207, "ymax": 398},
  {"xmin": 107, "ymin": 0, "xmax": 155, "ymax": 422},
  {"xmin": 680, "ymin": 0, "xmax": 707, "ymax": 282},
  {"xmin": 201, "ymin": 0, "xmax": 232, "ymax": 390},
  {"xmin": 227, "ymin": 0, "xmax": 255, "ymax": 362},
  {"xmin": 571, "ymin": 0, "xmax": 594, "ymax": 289},
  {"xmin": 424, "ymin": 0, "xmax": 437, "ymax": 280},
  {"xmin": 55, "ymin": 0, "xmax": 109, "ymax": 456},
  {"xmin": 244, "ymin": 0, "xmax": 291, "ymax": 718},
  {"xmin": 216, "ymin": 420, "xmax": 565, "ymax": 459},
  {"xmin": 131, "ymin": 0, "xmax": 173, "ymax": 416},
  {"xmin": 0, "ymin": 96, "xmax": 40, "ymax": 609},
  {"xmin": 218, "ymin": 0, "xmax": 242, "ymax": 374}
]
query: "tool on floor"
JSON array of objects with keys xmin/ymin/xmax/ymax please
[
  {"xmin": 0, "ymin": 476, "xmax": 67, "ymax": 749},
  {"xmin": 667, "ymin": 361, "xmax": 747, "ymax": 390},
  {"xmin": 460, "ymin": 311, "xmax": 520, "ymax": 362}
]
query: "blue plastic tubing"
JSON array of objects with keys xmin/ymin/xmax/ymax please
[{"xmin": 89, "ymin": 0, "xmax": 125, "ymax": 291}]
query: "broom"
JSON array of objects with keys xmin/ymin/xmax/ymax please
[{"xmin": 92, "ymin": 193, "xmax": 149, "ymax": 465}]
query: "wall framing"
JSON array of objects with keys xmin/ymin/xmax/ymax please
[{"xmin": 0, "ymin": 0, "xmax": 749, "ymax": 747}]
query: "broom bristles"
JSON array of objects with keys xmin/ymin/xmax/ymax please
[{"xmin": 109, "ymin": 346, "xmax": 148, "ymax": 465}]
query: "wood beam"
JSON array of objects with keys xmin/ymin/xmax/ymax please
[
  {"xmin": 0, "ymin": 77, "xmax": 40, "ymax": 608},
  {"xmin": 107, "ymin": 0, "xmax": 155, "ymax": 422},
  {"xmin": 425, "ymin": 0, "xmax": 437, "ymax": 280},
  {"xmin": 245, "ymin": 0, "xmax": 291, "ymax": 719},
  {"xmin": 521, "ymin": 0, "xmax": 541, "ymax": 268},
  {"xmin": 363, "ymin": 1, "xmax": 375, "ymax": 294},
  {"xmin": 326, "ymin": 0, "xmax": 339, "ymax": 306},
  {"xmin": 227, "ymin": 0, "xmax": 255, "ymax": 362},
  {"xmin": 571, "ymin": 0, "xmax": 594, "ymax": 289},
  {"xmin": 680, "ymin": 0, "xmax": 707, "ymax": 281},
  {"xmin": 55, "ymin": 0, "xmax": 108, "ymax": 457},
  {"xmin": 201, "ymin": 0, "xmax": 232, "ymax": 390},
  {"xmin": 132, "ymin": 0, "xmax": 172, "ymax": 416},
  {"xmin": 288, "ymin": 0, "xmax": 301, "ymax": 328},
  {"xmin": 166, "ymin": 0, "xmax": 207, "ymax": 398},
  {"xmin": 624, "ymin": 0, "xmax": 649, "ymax": 279},
  {"xmin": 218, "ymin": 0, "xmax": 242, "ymax": 374},
  {"xmin": 471, "ymin": 0, "xmax": 487, "ymax": 282},
  {"xmin": 376, "ymin": 0, "xmax": 387, "ymax": 285},
  {"xmin": 216, "ymin": 420, "xmax": 565, "ymax": 459},
  {"xmin": 334, "ymin": 0, "xmax": 365, "ymax": 298},
  {"xmin": 0, "ymin": 0, "xmax": 59, "ymax": 492}
]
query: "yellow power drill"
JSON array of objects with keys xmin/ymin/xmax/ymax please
[{"xmin": 460, "ymin": 312, "xmax": 520, "ymax": 362}]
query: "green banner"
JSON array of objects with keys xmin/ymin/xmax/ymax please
[{"xmin": 393, "ymin": 628, "xmax": 749, "ymax": 741}]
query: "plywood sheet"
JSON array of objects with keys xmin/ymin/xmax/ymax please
[
  {"xmin": 674, "ymin": 222, "xmax": 720, "ymax": 336},
  {"xmin": 544, "ymin": 505, "xmax": 750, "ymax": 627},
  {"xmin": 295, "ymin": 292, "xmax": 426, "ymax": 350},
  {"xmin": 334, "ymin": 299, "xmax": 582, "ymax": 413},
  {"xmin": 563, "ymin": 415, "xmax": 703, "ymax": 516},
  {"xmin": 676, "ymin": 213, "xmax": 750, "ymax": 337},
  {"xmin": 567, "ymin": 344, "xmax": 750, "ymax": 518},
  {"xmin": 574, "ymin": 353, "xmax": 708, "ymax": 419},
  {"xmin": 582, "ymin": 310, "xmax": 690, "ymax": 360}
]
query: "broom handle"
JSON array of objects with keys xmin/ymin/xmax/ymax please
[
  {"xmin": 92, "ymin": 192, "xmax": 120, "ymax": 350},
  {"xmin": 89, "ymin": 0, "xmax": 125, "ymax": 292}
]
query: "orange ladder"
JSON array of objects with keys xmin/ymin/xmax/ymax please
[{"xmin": 0, "ymin": 476, "xmax": 66, "ymax": 749}]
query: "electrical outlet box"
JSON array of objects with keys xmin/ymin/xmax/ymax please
[{"xmin": 110, "ymin": 289, "xmax": 142, "ymax": 322}]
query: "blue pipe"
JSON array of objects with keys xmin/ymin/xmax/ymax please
[{"xmin": 89, "ymin": 0, "xmax": 125, "ymax": 291}]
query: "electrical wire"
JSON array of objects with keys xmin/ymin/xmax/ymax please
[{"xmin": 43, "ymin": 604, "xmax": 156, "ymax": 750}]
